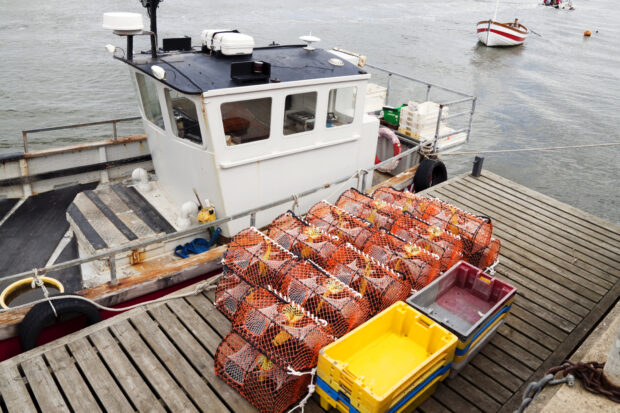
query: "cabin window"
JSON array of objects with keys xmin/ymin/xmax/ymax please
[
  {"xmin": 326, "ymin": 86, "xmax": 357, "ymax": 127},
  {"xmin": 165, "ymin": 89, "xmax": 203, "ymax": 144},
  {"xmin": 283, "ymin": 92, "xmax": 317, "ymax": 136},
  {"xmin": 221, "ymin": 98, "xmax": 272, "ymax": 146},
  {"xmin": 136, "ymin": 73, "xmax": 164, "ymax": 129}
]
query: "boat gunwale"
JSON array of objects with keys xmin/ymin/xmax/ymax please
[{"xmin": 476, "ymin": 20, "xmax": 530, "ymax": 35}]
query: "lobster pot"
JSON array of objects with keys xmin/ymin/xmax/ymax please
[
  {"xmin": 215, "ymin": 272, "xmax": 255, "ymax": 320},
  {"xmin": 390, "ymin": 211, "xmax": 463, "ymax": 271},
  {"xmin": 215, "ymin": 332, "xmax": 311, "ymax": 413},
  {"xmin": 325, "ymin": 244, "xmax": 411, "ymax": 314},
  {"xmin": 467, "ymin": 237, "xmax": 501, "ymax": 269},
  {"xmin": 335, "ymin": 188, "xmax": 402, "ymax": 228},
  {"xmin": 223, "ymin": 227, "xmax": 297, "ymax": 286},
  {"xmin": 363, "ymin": 230, "xmax": 441, "ymax": 291},
  {"xmin": 305, "ymin": 201, "xmax": 373, "ymax": 249},
  {"xmin": 232, "ymin": 287, "xmax": 333, "ymax": 372},
  {"xmin": 268, "ymin": 212, "xmax": 342, "ymax": 267},
  {"xmin": 279, "ymin": 261, "xmax": 371, "ymax": 337},
  {"xmin": 372, "ymin": 187, "xmax": 492, "ymax": 255}
]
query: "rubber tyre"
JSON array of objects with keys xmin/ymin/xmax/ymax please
[
  {"xmin": 413, "ymin": 158, "xmax": 448, "ymax": 192},
  {"xmin": 19, "ymin": 294, "xmax": 102, "ymax": 351}
]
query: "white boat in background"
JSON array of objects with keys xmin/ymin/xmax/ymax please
[{"xmin": 477, "ymin": 19, "xmax": 529, "ymax": 47}]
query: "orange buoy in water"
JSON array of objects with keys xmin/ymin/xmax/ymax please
[{"xmin": 584, "ymin": 30, "xmax": 592, "ymax": 36}]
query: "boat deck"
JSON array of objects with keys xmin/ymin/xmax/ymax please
[{"xmin": 1, "ymin": 170, "xmax": 618, "ymax": 413}]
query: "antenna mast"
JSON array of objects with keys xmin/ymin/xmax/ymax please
[{"xmin": 141, "ymin": 0, "xmax": 162, "ymax": 58}]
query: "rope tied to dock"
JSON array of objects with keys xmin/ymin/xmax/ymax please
[{"xmin": 30, "ymin": 268, "xmax": 57, "ymax": 317}]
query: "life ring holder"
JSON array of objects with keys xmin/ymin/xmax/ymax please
[
  {"xmin": 375, "ymin": 127, "xmax": 402, "ymax": 173},
  {"xmin": 0, "ymin": 277, "xmax": 64, "ymax": 309}
]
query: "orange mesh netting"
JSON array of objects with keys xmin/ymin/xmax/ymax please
[
  {"xmin": 223, "ymin": 227, "xmax": 297, "ymax": 287},
  {"xmin": 390, "ymin": 211, "xmax": 463, "ymax": 271},
  {"xmin": 305, "ymin": 201, "xmax": 373, "ymax": 249},
  {"xmin": 232, "ymin": 286, "xmax": 333, "ymax": 372},
  {"xmin": 215, "ymin": 272, "xmax": 255, "ymax": 321},
  {"xmin": 467, "ymin": 237, "xmax": 501, "ymax": 269},
  {"xmin": 278, "ymin": 260, "xmax": 371, "ymax": 338},
  {"xmin": 372, "ymin": 187, "xmax": 492, "ymax": 255},
  {"xmin": 268, "ymin": 211, "xmax": 342, "ymax": 268},
  {"xmin": 215, "ymin": 332, "xmax": 311, "ymax": 413},
  {"xmin": 363, "ymin": 230, "xmax": 441, "ymax": 291},
  {"xmin": 335, "ymin": 188, "xmax": 403, "ymax": 229},
  {"xmin": 325, "ymin": 243, "xmax": 411, "ymax": 313}
]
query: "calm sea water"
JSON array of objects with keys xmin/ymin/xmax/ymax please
[{"xmin": 0, "ymin": 0, "xmax": 618, "ymax": 223}]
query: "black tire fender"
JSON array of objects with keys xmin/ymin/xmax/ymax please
[
  {"xmin": 19, "ymin": 294, "xmax": 102, "ymax": 351},
  {"xmin": 413, "ymin": 158, "xmax": 448, "ymax": 192}
]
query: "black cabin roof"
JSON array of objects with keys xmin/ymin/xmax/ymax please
[{"xmin": 122, "ymin": 45, "xmax": 365, "ymax": 95}]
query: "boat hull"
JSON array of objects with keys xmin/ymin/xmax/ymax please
[{"xmin": 477, "ymin": 20, "xmax": 528, "ymax": 47}]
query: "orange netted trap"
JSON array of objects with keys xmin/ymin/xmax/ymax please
[
  {"xmin": 335, "ymin": 188, "xmax": 403, "ymax": 229},
  {"xmin": 467, "ymin": 237, "xmax": 501, "ymax": 269},
  {"xmin": 278, "ymin": 260, "xmax": 371, "ymax": 338},
  {"xmin": 372, "ymin": 187, "xmax": 492, "ymax": 255},
  {"xmin": 215, "ymin": 272, "xmax": 255, "ymax": 321},
  {"xmin": 232, "ymin": 286, "xmax": 334, "ymax": 372},
  {"xmin": 268, "ymin": 211, "xmax": 342, "ymax": 268},
  {"xmin": 363, "ymin": 230, "xmax": 441, "ymax": 291},
  {"xmin": 215, "ymin": 332, "xmax": 311, "ymax": 413},
  {"xmin": 223, "ymin": 227, "xmax": 297, "ymax": 287},
  {"xmin": 305, "ymin": 201, "xmax": 373, "ymax": 249},
  {"xmin": 325, "ymin": 243, "xmax": 411, "ymax": 313},
  {"xmin": 390, "ymin": 211, "xmax": 463, "ymax": 271}
]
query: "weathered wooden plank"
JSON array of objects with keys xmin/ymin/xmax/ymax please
[
  {"xmin": 480, "ymin": 343, "xmax": 534, "ymax": 381},
  {"xmin": 458, "ymin": 364, "xmax": 513, "ymax": 403},
  {"xmin": 463, "ymin": 175, "xmax": 620, "ymax": 252},
  {"xmin": 479, "ymin": 171, "xmax": 620, "ymax": 241},
  {"xmin": 150, "ymin": 303, "xmax": 253, "ymax": 412},
  {"xmin": 453, "ymin": 180, "xmax": 620, "ymax": 268},
  {"xmin": 496, "ymin": 325, "xmax": 551, "ymax": 361},
  {"xmin": 431, "ymin": 186, "xmax": 618, "ymax": 282},
  {"xmin": 89, "ymin": 328, "xmax": 165, "ymax": 413},
  {"xmin": 131, "ymin": 310, "xmax": 228, "ymax": 413},
  {"xmin": 44, "ymin": 346, "xmax": 102, "ymax": 413},
  {"xmin": 166, "ymin": 298, "xmax": 223, "ymax": 354},
  {"xmin": 185, "ymin": 292, "xmax": 231, "ymax": 337},
  {"xmin": 489, "ymin": 333, "xmax": 543, "ymax": 371},
  {"xmin": 431, "ymin": 383, "xmax": 482, "ymax": 412},
  {"xmin": 446, "ymin": 374, "xmax": 502, "ymax": 412},
  {"xmin": 0, "ymin": 364, "xmax": 37, "ymax": 413},
  {"xmin": 509, "ymin": 304, "xmax": 568, "ymax": 342},
  {"xmin": 67, "ymin": 336, "xmax": 134, "ymax": 412},
  {"xmin": 110, "ymin": 319, "xmax": 198, "ymax": 412},
  {"xmin": 469, "ymin": 353, "xmax": 523, "ymax": 393},
  {"xmin": 418, "ymin": 396, "xmax": 453, "ymax": 413},
  {"xmin": 20, "ymin": 356, "xmax": 70, "ymax": 412},
  {"xmin": 501, "ymin": 316, "xmax": 559, "ymax": 353}
]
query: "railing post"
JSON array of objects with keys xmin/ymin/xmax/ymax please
[
  {"xmin": 109, "ymin": 256, "xmax": 118, "ymax": 284},
  {"xmin": 22, "ymin": 131, "xmax": 29, "ymax": 153},
  {"xmin": 386, "ymin": 73, "xmax": 392, "ymax": 105},
  {"xmin": 112, "ymin": 121, "xmax": 118, "ymax": 141},
  {"xmin": 250, "ymin": 212, "xmax": 256, "ymax": 227},
  {"xmin": 433, "ymin": 105, "xmax": 444, "ymax": 154},
  {"xmin": 425, "ymin": 84, "xmax": 432, "ymax": 101},
  {"xmin": 466, "ymin": 97, "xmax": 477, "ymax": 143}
]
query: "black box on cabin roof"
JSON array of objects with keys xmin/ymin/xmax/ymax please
[{"xmin": 162, "ymin": 37, "xmax": 192, "ymax": 51}]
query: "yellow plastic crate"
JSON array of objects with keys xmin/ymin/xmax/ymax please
[{"xmin": 317, "ymin": 302, "xmax": 457, "ymax": 413}]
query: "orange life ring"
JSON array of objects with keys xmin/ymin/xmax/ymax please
[{"xmin": 375, "ymin": 127, "xmax": 402, "ymax": 172}]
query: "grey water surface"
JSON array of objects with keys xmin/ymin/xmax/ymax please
[{"xmin": 0, "ymin": 0, "xmax": 618, "ymax": 222}]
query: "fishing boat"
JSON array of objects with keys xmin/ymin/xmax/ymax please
[
  {"xmin": 0, "ymin": 1, "xmax": 476, "ymax": 360},
  {"xmin": 477, "ymin": 19, "xmax": 530, "ymax": 47}
]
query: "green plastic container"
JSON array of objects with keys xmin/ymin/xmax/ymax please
[{"xmin": 382, "ymin": 104, "xmax": 407, "ymax": 126}]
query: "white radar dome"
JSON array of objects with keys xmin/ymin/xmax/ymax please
[{"xmin": 103, "ymin": 12, "xmax": 144, "ymax": 33}]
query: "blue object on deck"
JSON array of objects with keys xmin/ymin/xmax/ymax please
[{"xmin": 174, "ymin": 228, "xmax": 221, "ymax": 258}]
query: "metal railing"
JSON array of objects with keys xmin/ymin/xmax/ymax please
[
  {"xmin": 21, "ymin": 116, "xmax": 141, "ymax": 153},
  {"xmin": 365, "ymin": 64, "xmax": 476, "ymax": 152},
  {"xmin": 0, "ymin": 142, "xmax": 420, "ymax": 300}
]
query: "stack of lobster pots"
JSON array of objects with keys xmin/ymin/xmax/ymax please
[{"xmin": 213, "ymin": 186, "xmax": 499, "ymax": 413}]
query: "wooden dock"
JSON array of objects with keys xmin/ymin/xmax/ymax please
[{"xmin": 1, "ymin": 170, "xmax": 618, "ymax": 413}]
